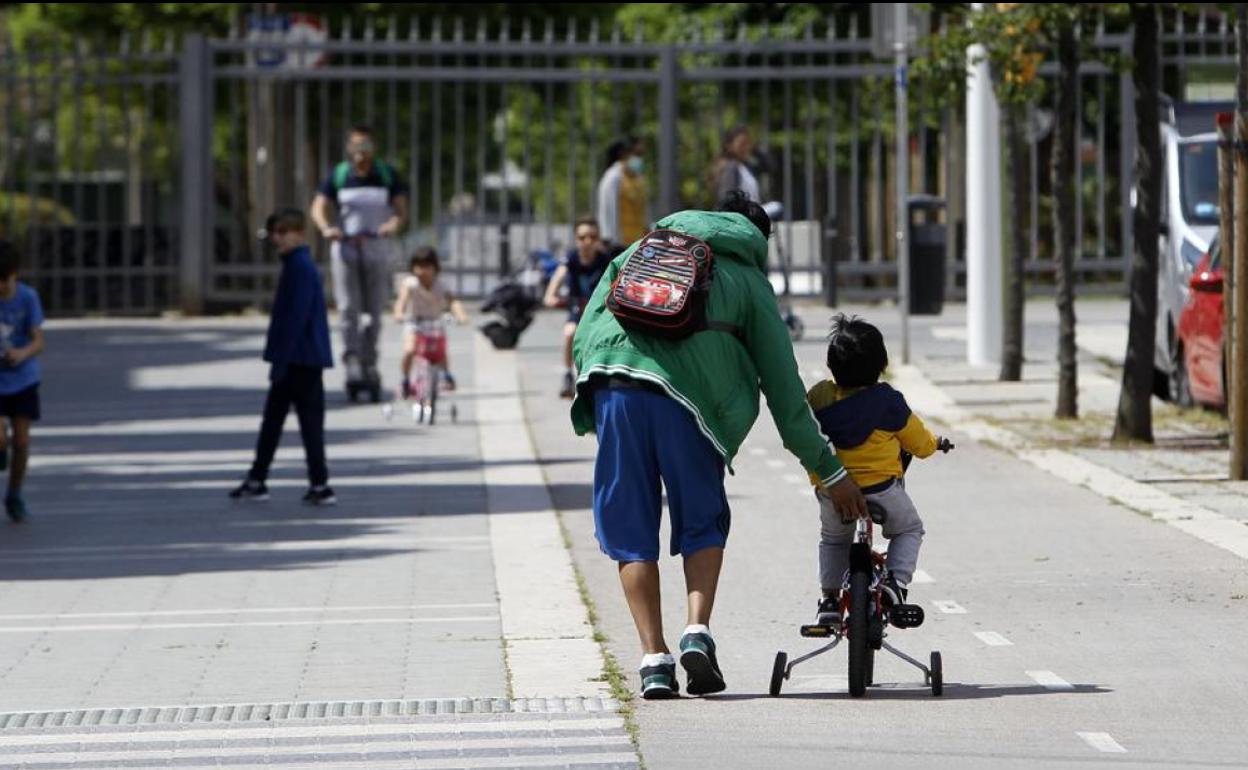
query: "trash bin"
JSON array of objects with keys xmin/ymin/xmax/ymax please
[{"xmin": 908, "ymin": 194, "xmax": 946, "ymax": 315}]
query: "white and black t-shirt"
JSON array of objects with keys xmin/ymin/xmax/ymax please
[{"xmin": 318, "ymin": 162, "xmax": 409, "ymax": 236}]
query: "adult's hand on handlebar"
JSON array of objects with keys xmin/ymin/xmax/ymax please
[
  {"xmin": 321, "ymin": 226, "xmax": 344, "ymax": 241},
  {"xmin": 820, "ymin": 476, "xmax": 867, "ymax": 522}
]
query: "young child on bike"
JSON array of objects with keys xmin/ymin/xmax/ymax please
[
  {"xmin": 393, "ymin": 246, "xmax": 468, "ymax": 397},
  {"xmin": 806, "ymin": 314, "xmax": 948, "ymax": 625}
]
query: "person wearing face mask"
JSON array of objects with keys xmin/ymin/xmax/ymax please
[
  {"xmin": 310, "ymin": 125, "xmax": 409, "ymax": 399},
  {"xmin": 595, "ymin": 136, "xmax": 650, "ymax": 247}
]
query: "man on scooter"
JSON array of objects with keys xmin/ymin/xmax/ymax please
[{"xmin": 310, "ymin": 125, "xmax": 409, "ymax": 394}]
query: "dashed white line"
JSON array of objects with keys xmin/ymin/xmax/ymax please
[
  {"xmin": 1077, "ymin": 732, "xmax": 1127, "ymax": 753},
  {"xmin": 973, "ymin": 631, "xmax": 1013, "ymax": 647},
  {"xmin": 1027, "ymin": 670, "xmax": 1075, "ymax": 691},
  {"xmin": 911, "ymin": 569, "xmax": 934, "ymax": 584},
  {"xmin": 932, "ymin": 600, "xmax": 967, "ymax": 614}
]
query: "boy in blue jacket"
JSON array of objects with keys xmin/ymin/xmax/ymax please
[{"xmin": 230, "ymin": 209, "xmax": 336, "ymax": 505}]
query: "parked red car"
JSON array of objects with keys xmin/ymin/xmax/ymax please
[{"xmin": 1174, "ymin": 235, "xmax": 1225, "ymax": 409}]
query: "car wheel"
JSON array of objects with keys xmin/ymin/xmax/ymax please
[{"xmin": 1170, "ymin": 342, "xmax": 1194, "ymax": 408}]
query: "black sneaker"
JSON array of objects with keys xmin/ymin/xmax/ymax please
[
  {"xmin": 5, "ymin": 494, "xmax": 27, "ymax": 523},
  {"xmin": 816, "ymin": 594, "xmax": 842, "ymax": 627},
  {"xmin": 302, "ymin": 486, "xmax": 337, "ymax": 506},
  {"xmin": 559, "ymin": 371, "xmax": 575, "ymax": 399},
  {"xmin": 229, "ymin": 479, "xmax": 269, "ymax": 501},
  {"xmin": 679, "ymin": 631, "xmax": 726, "ymax": 696},
  {"xmin": 0, "ymin": 446, "xmax": 8, "ymax": 473},
  {"xmin": 639, "ymin": 661, "xmax": 679, "ymax": 700},
  {"xmin": 880, "ymin": 572, "xmax": 908, "ymax": 607}
]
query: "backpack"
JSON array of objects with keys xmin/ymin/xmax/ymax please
[
  {"xmin": 332, "ymin": 160, "xmax": 395, "ymax": 191},
  {"xmin": 606, "ymin": 229, "xmax": 716, "ymax": 340}
]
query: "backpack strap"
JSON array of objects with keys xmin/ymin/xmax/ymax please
[
  {"xmin": 332, "ymin": 161, "xmax": 350, "ymax": 191},
  {"xmin": 705, "ymin": 320, "xmax": 743, "ymax": 341},
  {"xmin": 375, "ymin": 160, "xmax": 394, "ymax": 188}
]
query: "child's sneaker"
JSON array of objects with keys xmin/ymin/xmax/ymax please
[
  {"xmin": 302, "ymin": 486, "xmax": 337, "ymax": 506},
  {"xmin": 228, "ymin": 479, "xmax": 269, "ymax": 501},
  {"xmin": 880, "ymin": 572, "xmax": 908, "ymax": 607},
  {"xmin": 639, "ymin": 654, "xmax": 679, "ymax": 700},
  {"xmin": 678, "ymin": 627, "xmax": 726, "ymax": 696},
  {"xmin": 5, "ymin": 494, "xmax": 27, "ymax": 523},
  {"xmin": 815, "ymin": 593, "xmax": 842, "ymax": 627}
]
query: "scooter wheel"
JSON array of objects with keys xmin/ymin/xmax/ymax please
[
  {"xmin": 769, "ymin": 651, "xmax": 788, "ymax": 697},
  {"xmin": 930, "ymin": 651, "xmax": 943, "ymax": 696}
]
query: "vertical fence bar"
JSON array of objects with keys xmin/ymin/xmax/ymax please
[
  {"xmin": 431, "ymin": 22, "xmax": 443, "ymax": 260},
  {"xmin": 1119, "ymin": 36, "xmax": 1135, "ymax": 274},
  {"xmin": 142, "ymin": 32, "xmax": 157, "ymax": 312},
  {"xmin": 22, "ymin": 40, "xmax": 39, "ymax": 301},
  {"xmin": 826, "ymin": 30, "xmax": 839, "ymax": 306},
  {"xmin": 658, "ymin": 45, "xmax": 678, "ymax": 217},
  {"xmin": 453, "ymin": 20, "xmax": 465, "ymax": 296},
  {"xmin": 386, "ymin": 18, "xmax": 397, "ymax": 161},
  {"xmin": 118, "ymin": 36, "xmax": 135, "ymax": 312},
  {"xmin": 521, "ymin": 19, "xmax": 534, "ymax": 258},
  {"xmin": 1074, "ymin": 67, "xmax": 1084, "ymax": 261},
  {"xmin": 499, "ymin": 21, "xmax": 512, "ymax": 279},
  {"xmin": 69, "ymin": 41, "xmax": 86, "ymax": 313},
  {"xmin": 1, "ymin": 34, "xmax": 13, "ymax": 244},
  {"xmin": 803, "ymin": 27, "xmax": 817, "ymax": 293},
  {"xmin": 1097, "ymin": 70, "xmax": 1107, "ymax": 262},
  {"xmin": 408, "ymin": 21, "xmax": 420, "ymax": 242},
  {"xmin": 587, "ymin": 20, "xmax": 600, "ymax": 219},
  {"xmin": 178, "ymin": 33, "xmax": 209, "ymax": 314},
  {"xmin": 476, "ymin": 20, "xmax": 488, "ymax": 296},
  {"xmin": 544, "ymin": 21, "xmax": 555, "ymax": 242}
]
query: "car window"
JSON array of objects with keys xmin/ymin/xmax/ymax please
[{"xmin": 1179, "ymin": 141, "xmax": 1219, "ymax": 226}]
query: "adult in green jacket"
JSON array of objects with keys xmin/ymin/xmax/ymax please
[{"xmin": 571, "ymin": 194, "xmax": 866, "ymax": 699}]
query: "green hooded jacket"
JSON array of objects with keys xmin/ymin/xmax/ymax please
[{"xmin": 570, "ymin": 210, "xmax": 847, "ymax": 487}]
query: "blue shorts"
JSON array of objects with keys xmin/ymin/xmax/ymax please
[{"xmin": 592, "ymin": 384, "xmax": 730, "ymax": 562}]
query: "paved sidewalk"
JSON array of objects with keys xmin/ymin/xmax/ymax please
[{"xmin": 0, "ymin": 317, "xmax": 632, "ymax": 768}]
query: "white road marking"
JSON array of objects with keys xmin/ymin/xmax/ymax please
[
  {"xmin": 973, "ymin": 631, "xmax": 1013, "ymax": 647},
  {"xmin": 0, "ymin": 616, "xmax": 499, "ymax": 633},
  {"xmin": 782, "ymin": 474, "xmax": 804, "ymax": 484},
  {"xmin": 766, "ymin": 459, "xmax": 786, "ymax": 469},
  {"xmin": 1027, "ymin": 670, "xmax": 1075, "ymax": 691},
  {"xmin": 932, "ymin": 600, "xmax": 967, "ymax": 614},
  {"xmin": 0, "ymin": 604, "xmax": 495, "ymax": 622},
  {"xmin": 748, "ymin": 448, "xmax": 768, "ymax": 457},
  {"xmin": 911, "ymin": 569, "xmax": 934, "ymax": 584},
  {"xmin": 1077, "ymin": 732, "xmax": 1127, "ymax": 753}
]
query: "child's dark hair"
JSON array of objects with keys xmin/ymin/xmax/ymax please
[
  {"xmin": 0, "ymin": 240, "xmax": 19, "ymax": 280},
  {"xmin": 410, "ymin": 245, "xmax": 440, "ymax": 272},
  {"xmin": 716, "ymin": 190, "xmax": 771, "ymax": 239},
  {"xmin": 264, "ymin": 208, "xmax": 306, "ymax": 236},
  {"xmin": 826, "ymin": 313, "xmax": 888, "ymax": 387}
]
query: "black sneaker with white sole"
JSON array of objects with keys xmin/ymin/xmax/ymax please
[
  {"xmin": 679, "ymin": 631, "xmax": 726, "ymax": 696},
  {"xmin": 302, "ymin": 486, "xmax": 337, "ymax": 506},
  {"xmin": 639, "ymin": 662, "xmax": 679, "ymax": 700},
  {"xmin": 229, "ymin": 479, "xmax": 269, "ymax": 501},
  {"xmin": 880, "ymin": 572, "xmax": 908, "ymax": 607}
]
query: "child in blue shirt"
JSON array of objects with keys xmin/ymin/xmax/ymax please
[{"xmin": 0, "ymin": 240, "xmax": 46, "ymax": 523}]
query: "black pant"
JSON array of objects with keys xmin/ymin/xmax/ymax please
[{"xmin": 249, "ymin": 365, "xmax": 328, "ymax": 487}]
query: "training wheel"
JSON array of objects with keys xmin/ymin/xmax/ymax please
[
  {"xmin": 769, "ymin": 651, "xmax": 788, "ymax": 697},
  {"xmin": 930, "ymin": 651, "xmax": 943, "ymax": 697}
]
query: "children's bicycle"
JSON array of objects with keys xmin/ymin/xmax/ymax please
[
  {"xmin": 383, "ymin": 319, "xmax": 458, "ymax": 426},
  {"xmin": 770, "ymin": 439, "xmax": 954, "ymax": 698}
]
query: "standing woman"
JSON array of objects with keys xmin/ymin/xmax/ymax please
[
  {"xmin": 711, "ymin": 125, "xmax": 761, "ymax": 203},
  {"xmin": 595, "ymin": 136, "xmax": 650, "ymax": 247}
]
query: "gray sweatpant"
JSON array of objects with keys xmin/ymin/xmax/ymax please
[
  {"xmin": 818, "ymin": 478, "xmax": 925, "ymax": 591},
  {"xmin": 331, "ymin": 238, "xmax": 393, "ymax": 369}
]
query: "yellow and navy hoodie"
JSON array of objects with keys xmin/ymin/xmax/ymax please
[{"xmin": 806, "ymin": 380, "xmax": 938, "ymax": 490}]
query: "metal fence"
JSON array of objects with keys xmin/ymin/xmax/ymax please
[{"xmin": 0, "ymin": 10, "xmax": 1241, "ymax": 316}]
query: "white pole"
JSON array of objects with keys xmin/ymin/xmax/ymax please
[
  {"xmin": 895, "ymin": 3, "xmax": 911, "ymax": 365},
  {"xmin": 965, "ymin": 8, "xmax": 1003, "ymax": 367}
]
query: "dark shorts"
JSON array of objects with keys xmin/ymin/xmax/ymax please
[
  {"xmin": 0, "ymin": 384, "xmax": 40, "ymax": 422},
  {"xmin": 592, "ymin": 383, "xmax": 730, "ymax": 562}
]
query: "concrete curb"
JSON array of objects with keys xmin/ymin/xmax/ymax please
[
  {"xmin": 893, "ymin": 364, "xmax": 1248, "ymax": 562},
  {"xmin": 474, "ymin": 335, "xmax": 611, "ymax": 699}
]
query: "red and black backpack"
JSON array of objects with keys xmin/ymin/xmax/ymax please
[{"xmin": 605, "ymin": 229, "xmax": 716, "ymax": 340}]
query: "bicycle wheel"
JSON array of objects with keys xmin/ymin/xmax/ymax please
[{"xmin": 847, "ymin": 567, "xmax": 871, "ymax": 697}]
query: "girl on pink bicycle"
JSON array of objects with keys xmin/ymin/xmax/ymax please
[{"xmin": 393, "ymin": 247, "xmax": 468, "ymax": 399}]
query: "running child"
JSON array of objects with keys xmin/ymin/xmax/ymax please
[{"xmin": 0, "ymin": 240, "xmax": 45, "ymax": 523}]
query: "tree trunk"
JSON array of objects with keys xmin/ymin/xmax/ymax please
[
  {"xmin": 1054, "ymin": 18, "xmax": 1080, "ymax": 419},
  {"xmin": 1113, "ymin": 4, "xmax": 1162, "ymax": 443},
  {"xmin": 1000, "ymin": 102, "xmax": 1028, "ymax": 381}
]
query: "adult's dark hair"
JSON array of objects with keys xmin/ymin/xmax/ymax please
[
  {"xmin": 264, "ymin": 208, "xmax": 306, "ymax": 236},
  {"xmin": 574, "ymin": 215, "xmax": 601, "ymax": 232},
  {"xmin": 721, "ymin": 125, "xmax": 751, "ymax": 157},
  {"xmin": 716, "ymin": 190, "xmax": 771, "ymax": 240},
  {"xmin": 0, "ymin": 239, "xmax": 19, "ymax": 280},
  {"xmin": 410, "ymin": 245, "xmax": 441, "ymax": 271},
  {"xmin": 603, "ymin": 135, "xmax": 638, "ymax": 171},
  {"xmin": 825, "ymin": 313, "xmax": 888, "ymax": 388}
]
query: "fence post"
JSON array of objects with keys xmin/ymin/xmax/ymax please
[
  {"xmin": 178, "ymin": 33, "xmax": 209, "ymax": 315},
  {"xmin": 658, "ymin": 46, "xmax": 679, "ymax": 217}
]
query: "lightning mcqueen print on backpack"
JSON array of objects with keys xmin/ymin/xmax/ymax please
[{"xmin": 606, "ymin": 229, "xmax": 715, "ymax": 339}]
